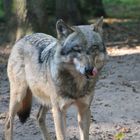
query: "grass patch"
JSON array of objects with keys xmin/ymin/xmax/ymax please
[
  {"xmin": 103, "ymin": 0, "xmax": 140, "ymax": 19},
  {"xmin": 0, "ymin": 0, "xmax": 4, "ymax": 19}
]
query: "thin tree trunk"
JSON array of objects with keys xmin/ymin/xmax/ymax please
[
  {"xmin": 26, "ymin": 0, "xmax": 48, "ymax": 33},
  {"xmin": 56, "ymin": 0, "xmax": 84, "ymax": 25},
  {"xmin": 93, "ymin": 0, "xmax": 107, "ymax": 17},
  {"xmin": 86, "ymin": 0, "xmax": 107, "ymax": 17}
]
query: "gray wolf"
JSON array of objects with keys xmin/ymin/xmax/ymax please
[{"xmin": 4, "ymin": 17, "xmax": 107, "ymax": 140}]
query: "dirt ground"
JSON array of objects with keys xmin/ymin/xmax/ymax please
[{"xmin": 0, "ymin": 19, "xmax": 140, "ymax": 140}]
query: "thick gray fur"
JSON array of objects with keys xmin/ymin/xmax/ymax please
[{"xmin": 5, "ymin": 17, "xmax": 107, "ymax": 140}]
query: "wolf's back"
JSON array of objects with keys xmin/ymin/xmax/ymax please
[
  {"xmin": 9, "ymin": 33, "xmax": 57, "ymax": 66},
  {"xmin": 23, "ymin": 33, "xmax": 56, "ymax": 48}
]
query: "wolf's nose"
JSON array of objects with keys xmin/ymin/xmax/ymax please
[
  {"xmin": 60, "ymin": 49, "xmax": 66, "ymax": 55},
  {"xmin": 85, "ymin": 66, "xmax": 93, "ymax": 75}
]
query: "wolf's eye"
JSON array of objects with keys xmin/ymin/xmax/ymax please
[
  {"xmin": 72, "ymin": 45, "xmax": 81, "ymax": 53},
  {"xmin": 92, "ymin": 45, "xmax": 99, "ymax": 49},
  {"xmin": 87, "ymin": 45, "xmax": 99, "ymax": 54}
]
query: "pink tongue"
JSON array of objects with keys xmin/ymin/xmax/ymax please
[{"xmin": 92, "ymin": 67, "xmax": 98, "ymax": 76}]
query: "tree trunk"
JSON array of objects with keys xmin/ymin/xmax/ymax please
[
  {"xmin": 26, "ymin": 0, "xmax": 48, "ymax": 33},
  {"xmin": 3, "ymin": 0, "xmax": 30, "ymax": 45},
  {"xmin": 3, "ymin": 0, "xmax": 48, "ymax": 47},
  {"xmin": 86, "ymin": 0, "xmax": 107, "ymax": 17},
  {"xmin": 93, "ymin": 0, "xmax": 107, "ymax": 17},
  {"xmin": 55, "ymin": 0, "xmax": 84, "ymax": 25}
]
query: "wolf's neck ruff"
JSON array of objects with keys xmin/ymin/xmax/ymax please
[
  {"xmin": 55, "ymin": 69, "xmax": 95, "ymax": 99},
  {"xmin": 24, "ymin": 33, "xmax": 57, "ymax": 64}
]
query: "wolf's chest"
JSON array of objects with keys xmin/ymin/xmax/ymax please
[{"xmin": 56, "ymin": 74, "xmax": 96, "ymax": 99}]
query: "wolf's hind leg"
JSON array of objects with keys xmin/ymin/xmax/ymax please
[
  {"xmin": 4, "ymin": 83, "xmax": 28, "ymax": 140},
  {"xmin": 37, "ymin": 105, "xmax": 51, "ymax": 140}
]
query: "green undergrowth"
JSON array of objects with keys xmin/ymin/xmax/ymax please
[{"xmin": 103, "ymin": 0, "xmax": 140, "ymax": 19}]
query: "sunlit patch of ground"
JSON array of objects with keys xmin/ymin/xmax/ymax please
[
  {"xmin": 89, "ymin": 18, "xmax": 133, "ymax": 24},
  {"xmin": 104, "ymin": 18, "xmax": 132, "ymax": 24},
  {"xmin": 107, "ymin": 46, "xmax": 140, "ymax": 56}
]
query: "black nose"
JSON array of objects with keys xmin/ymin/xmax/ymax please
[
  {"xmin": 60, "ymin": 49, "xmax": 66, "ymax": 55},
  {"xmin": 85, "ymin": 66, "xmax": 93, "ymax": 75},
  {"xmin": 60, "ymin": 48, "xmax": 68, "ymax": 55}
]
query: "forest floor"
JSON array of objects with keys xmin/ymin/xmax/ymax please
[{"xmin": 0, "ymin": 18, "xmax": 140, "ymax": 140}]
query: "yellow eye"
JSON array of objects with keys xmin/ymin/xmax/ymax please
[{"xmin": 72, "ymin": 45, "xmax": 81, "ymax": 53}]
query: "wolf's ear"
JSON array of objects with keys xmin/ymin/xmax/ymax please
[
  {"xmin": 56, "ymin": 19, "xmax": 74, "ymax": 39},
  {"xmin": 92, "ymin": 16, "xmax": 103, "ymax": 36}
]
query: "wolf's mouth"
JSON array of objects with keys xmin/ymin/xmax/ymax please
[
  {"xmin": 92, "ymin": 67, "xmax": 98, "ymax": 76},
  {"xmin": 85, "ymin": 67, "xmax": 98, "ymax": 78}
]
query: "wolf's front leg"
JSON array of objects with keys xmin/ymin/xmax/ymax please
[
  {"xmin": 52, "ymin": 106, "xmax": 66, "ymax": 140},
  {"xmin": 77, "ymin": 102, "xmax": 91, "ymax": 140}
]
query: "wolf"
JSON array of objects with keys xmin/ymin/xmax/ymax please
[{"xmin": 4, "ymin": 17, "xmax": 107, "ymax": 140}]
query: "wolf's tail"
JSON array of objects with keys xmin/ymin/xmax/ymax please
[{"xmin": 17, "ymin": 88, "xmax": 32, "ymax": 123}]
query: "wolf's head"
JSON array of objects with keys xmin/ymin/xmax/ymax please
[{"xmin": 56, "ymin": 17, "xmax": 107, "ymax": 78}]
